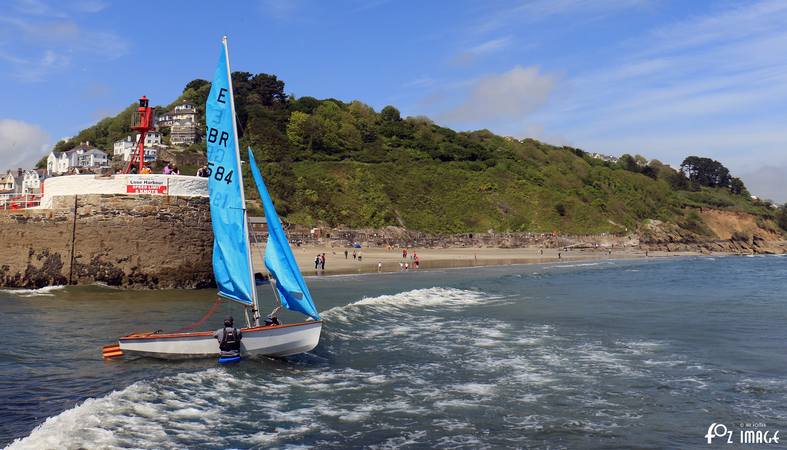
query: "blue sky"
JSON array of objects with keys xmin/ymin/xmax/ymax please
[{"xmin": 0, "ymin": 0, "xmax": 785, "ymax": 201}]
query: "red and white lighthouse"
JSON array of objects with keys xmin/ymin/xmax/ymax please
[{"xmin": 124, "ymin": 96, "xmax": 156, "ymax": 174}]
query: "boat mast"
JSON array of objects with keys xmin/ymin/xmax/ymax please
[{"xmin": 223, "ymin": 35, "xmax": 261, "ymax": 328}]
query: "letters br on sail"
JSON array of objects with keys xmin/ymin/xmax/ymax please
[
  {"xmin": 206, "ymin": 40, "xmax": 254, "ymax": 306},
  {"xmin": 248, "ymin": 148, "xmax": 321, "ymax": 320}
]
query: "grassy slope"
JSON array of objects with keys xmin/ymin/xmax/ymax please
[{"xmin": 44, "ymin": 74, "xmax": 783, "ymax": 236}]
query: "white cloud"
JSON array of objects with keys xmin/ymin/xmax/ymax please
[
  {"xmin": 475, "ymin": 0, "xmax": 650, "ymax": 33},
  {"xmin": 0, "ymin": 48, "xmax": 71, "ymax": 82},
  {"xmin": 0, "ymin": 119, "xmax": 50, "ymax": 170},
  {"xmin": 259, "ymin": 0, "xmax": 300, "ymax": 20},
  {"xmin": 403, "ymin": 77, "xmax": 435, "ymax": 89},
  {"xmin": 72, "ymin": 0, "xmax": 107, "ymax": 13},
  {"xmin": 453, "ymin": 36, "xmax": 512, "ymax": 65},
  {"xmin": 441, "ymin": 65, "xmax": 555, "ymax": 124},
  {"xmin": 12, "ymin": 0, "xmax": 59, "ymax": 16},
  {"xmin": 645, "ymin": 0, "xmax": 787, "ymax": 55},
  {"xmin": 0, "ymin": 2, "xmax": 127, "ymax": 82},
  {"xmin": 14, "ymin": 0, "xmax": 107, "ymax": 16}
]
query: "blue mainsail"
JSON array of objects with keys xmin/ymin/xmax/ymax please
[
  {"xmin": 248, "ymin": 149, "xmax": 321, "ymax": 320},
  {"xmin": 205, "ymin": 39, "xmax": 255, "ymax": 306}
]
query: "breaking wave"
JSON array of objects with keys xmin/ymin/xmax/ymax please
[
  {"xmin": 321, "ymin": 286, "xmax": 503, "ymax": 323},
  {"xmin": 0, "ymin": 286, "xmax": 64, "ymax": 298}
]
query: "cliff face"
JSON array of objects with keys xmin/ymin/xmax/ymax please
[
  {"xmin": 0, "ymin": 194, "xmax": 214, "ymax": 289},
  {"xmin": 639, "ymin": 209, "xmax": 787, "ymax": 254}
]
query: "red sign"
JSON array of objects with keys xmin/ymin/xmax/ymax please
[{"xmin": 127, "ymin": 178, "xmax": 167, "ymax": 195}]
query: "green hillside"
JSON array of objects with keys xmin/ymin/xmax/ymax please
[{"xmin": 44, "ymin": 72, "xmax": 786, "ymax": 235}]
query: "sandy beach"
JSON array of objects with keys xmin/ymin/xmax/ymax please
[{"xmin": 250, "ymin": 244, "xmax": 705, "ymax": 276}]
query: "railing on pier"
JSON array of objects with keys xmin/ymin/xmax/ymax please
[{"xmin": 0, "ymin": 193, "xmax": 41, "ymax": 210}]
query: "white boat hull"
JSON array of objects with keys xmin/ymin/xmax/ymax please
[{"xmin": 118, "ymin": 321, "xmax": 322, "ymax": 359}]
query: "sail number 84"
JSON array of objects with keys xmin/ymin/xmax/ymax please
[{"xmin": 207, "ymin": 162, "xmax": 233, "ymax": 184}]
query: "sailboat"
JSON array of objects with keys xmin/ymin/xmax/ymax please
[{"xmin": 105, "ymin": 37, "xmax": 322, "ymax": 360}]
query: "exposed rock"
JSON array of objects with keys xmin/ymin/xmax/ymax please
[{"xmin": 639, "ymin": 209, "xmax": 786, "ymax": 254}]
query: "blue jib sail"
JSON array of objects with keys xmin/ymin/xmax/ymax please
[
  {"xmin": 205, "ymin": 41, "xmax": 254, "ymax": 306},
  {"xmin": 248, "ymin": 149, "xmax": 321, "ymax": 320}
]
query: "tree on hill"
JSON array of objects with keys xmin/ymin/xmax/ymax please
[
  {"xmin": 380, "ymin": 105, "xmax": 401, "ymax": 122},
  {"xmin": 778, "ymin": 205, "xmax": 787, "ymax": 232},
  {"xmin": 184, "ymin": 79, "xmax": 210, "ymax": 93},
  {"xmin": 680, "ymin": 156, "xmax": 732, "ymax": 188},
  {"xmin": 729, "ymin": 177, "xmax": 749, "ymax": 196}
]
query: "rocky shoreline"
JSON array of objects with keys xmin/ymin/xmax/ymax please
[{"xmin": 0, "ymin": 195, "xmax": 784, "ymax": 289}]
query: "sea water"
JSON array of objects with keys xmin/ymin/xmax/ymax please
[{"xmin": 1, "ymin": 256, "xmax": 786, "ymax": 449}]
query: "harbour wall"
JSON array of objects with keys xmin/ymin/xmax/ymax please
[{"xmin": 0, "ymin": 175, "xmax": 213, "ymax": 289}]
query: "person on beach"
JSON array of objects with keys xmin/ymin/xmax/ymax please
[
  {"xmin": 214, "ymin": 316, "xmax": 242, "ymax": 358},
  {"xmin": 344, "ymin": 250, "xmax": 348, "ymax": 259},
  {"xmin": 314, "ymin": 255, "xmax": 320, "ymax": 269},
  {"xmin": 353, "ymin": 250, "xmax": 357, "ymax": 260},
  {"xmin": 404, "ymin": 262, "xmax": 409, "ymax": 270},
  {"xmin": 400, "ymin": 262, "xmax": 404, "ymax": 271},
  {"xmin": 414, "ymin": 256, "xmax": 420, "ymax": 269},
  {"xmin": 378, "ymin": 261, "xmax": 382, "ymax": 272},
  {"xmin": 320, "ymin": 253, "xmax": 326, "ymax": 270},
  {"xmin": 358, "ymin": 251, "xmax": 363, "ymax": 262}
]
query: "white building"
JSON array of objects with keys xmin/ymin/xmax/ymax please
[
  {"xmin": 8, "ymin": 169, "xmax": 42, "ymax": 194},
  {"xmin": 46, "ymin": 142, "xmax": 109, "ymax": 175},
  {"xmin": 113, "ymin": 132, "xmax": 162, "ymax": 162},
  {"xmin": 157, "ymin": 100, "xmax": 197, "ymax": 146},
  {"xmin": 76, "ymin": 148, "xmax": 108, "ymax": 168},
  {"xmin": 170, "ymin": 122, "xmax": 197, "ymax": 146},
  {"xmin": 157, "ymin": 100, "xmax": 197, "ymax": 127},
  {"xmin": 0, "ymin": 171, "xmax": 15, "ymax": 193},
  {"xmin": 46, "ymin": 152, "xmax": 69, "ymax": 176},
  {"xmin": 589, "ymin": 152, "xmax": 619, "ymax": 163}
]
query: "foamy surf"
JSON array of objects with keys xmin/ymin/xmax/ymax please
[
  {"xmin": 321, "ymin": 287, "xmax": 504, "ymax": 324},
  {"xmin": 0, "ymin": 285, "xmax": 64, "ymax": 298},
  {"xmin": 6, "ymin": 369, "xmax": 228, "ymax": 450},
  {"xmin": 545, "ymin": 262, "xmax": 603, "ymax": 269}
]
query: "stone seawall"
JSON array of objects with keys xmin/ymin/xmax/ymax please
[{"xmin": 0, "ymin": 194, "xmax": 214, "ymax": 289}]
